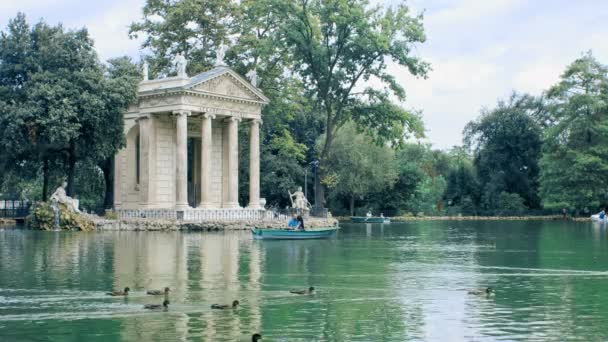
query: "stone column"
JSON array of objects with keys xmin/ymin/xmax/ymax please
[
  {"xmin": 223, "ymin": 116, "xmax": 240, "ymax": 208},
  {"xmin": 113, "ymin": 151, "xmax": 123, "ymax": 209},
  {"xmin": 138, "ymin": 115, "xmax": 153, "ymax": 207},
  {"xmin": 174, "ymin": 110, "xmax": 190, "ymax": 210},
  {"xmin": 248, "ymin": 119, "xmax": 262, "ymax": 209},
  {"xmin": 199, "ymin": 113, "xmax": 215, "ymax": 208}
]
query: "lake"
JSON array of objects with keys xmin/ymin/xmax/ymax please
[{"xmin": 1, "ymin": 221, "xmax": 608, "ymax": 341}]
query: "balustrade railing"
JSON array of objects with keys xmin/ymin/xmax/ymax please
[{"xmin": 0, "ymin": 200, "xmax": 30, "ymax": 218}]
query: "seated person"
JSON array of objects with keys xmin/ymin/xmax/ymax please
[
  {"xmin": 288, "ymin": 215, "xmax": 298, "ymax": 228},
  {"xmin": 600, "ymin": 210, "xmax": 606, "ymax": 220}
]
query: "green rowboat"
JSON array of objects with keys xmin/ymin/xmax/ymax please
[{"xmin": 251, "ymin": 227, "xmax": 338, "ymax": 240}]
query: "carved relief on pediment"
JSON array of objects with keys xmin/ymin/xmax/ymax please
[{"xmin": 192, "ymin": 74, "xmax": 257, "ymax": 100}]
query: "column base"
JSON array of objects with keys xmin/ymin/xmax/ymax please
[
  {"xmin": 175, "ymin": 203, "xmax": 191, "ymax": 211},
  {"xmin": 197, "ymin": 202, "xmax": 216, "ymax": 209},
  {"xmin": 221, "ymin": 202, "xmax": 240, "ymax": 209},
  {"xmin": 247, "ymin": 203, "xmax": 263, "ymax": 210}
]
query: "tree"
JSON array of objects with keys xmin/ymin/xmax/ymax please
[
  {"xmin": 280, "ymin": 0, "xmax": 428, "ymax": 207},
  {"xmin": 464, "ymin": 93, "xmax": 543, "ymax": 210},
  {"xmin": 539, "ymin": 53, "xmax": 608, "ymax": 211},
  {"xmin": 0, "ymin": 14, "xmax": 138, "ymax": 204},
  {"xmin": 322, "ymin": 123, "xmax": 396, "ymax": 215},
  {"xmin": 129, "ymin": 0, "xmax": 237, "ymax": 75},
  {"xmin": 445, "ymin": 147, "xmax": 479, "ymax": 214}
]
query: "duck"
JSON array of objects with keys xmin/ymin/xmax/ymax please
[
  {"xmin": 107, "ymin": 287, "xmax": 130, "ymax": 296},
  {"xmin": 252, "ymin": 333, "xmax": 262, "ymax": 341},
  {"xmin": 147, "ymin": 287, "xmax": 170, "ymax": 296},
  {"xmin": 211, "ymin": 300, "xmax": 239, "ymax": 309},
  {"xmin": 468, "ymin": 287, "xmax": 495, "ymax": 296},
  {"xmin": 144, "ymin": 299, "xmax": 169, "ymax": 310},
  {"xmin": 290, "ymin": 286, "xmax": 315, "ymax": 295}
]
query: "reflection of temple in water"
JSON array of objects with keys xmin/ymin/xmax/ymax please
[{"xmin": 111, "ymin": 232, "xmax": 262, "ymax": 341}]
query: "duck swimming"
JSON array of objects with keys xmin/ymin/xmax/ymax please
[
  {"xmin": 211, "ymin": 300, "xmax": 239, "ymax": 309},
  {"xmin": 107, "ymin": 287, "xmax": 130, "ymax": 296},
  {"xmin": 252, "ymin": 333, "xmax": 262, "ymax": 341},
  {"xmin": 147, "ymin": 287, "xmax": 170, "ymax": 295},
  {"xmin": 290, "ymin": 286, "xmax": 315, "ymax": 295},
  {"xmin": 144, "ymin": 299, "xmax": 169, "ymax": 310},
  {"xmin": 468, "ymin": 287, "xmax": 495, "ymax": 296}
]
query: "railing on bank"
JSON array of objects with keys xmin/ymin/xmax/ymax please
[
  {"xmin": 116, "ymin": 208, "xmax": 290, "ymax": 222},
  {"xmin": 0, "ymin": 200, "xmax": 30, "ymax": 218}
]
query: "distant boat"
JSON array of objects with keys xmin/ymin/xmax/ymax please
[
  {"xmin": 591, "ymin": 214, "xmax": 606, "ymax": 222},
  {"xmin": 351, "ymin": 216, "xmax": 390, "ymax": 224},
  {"xmin": 251, "ymin": 227, "xmax": 338, "ymax": 240}
]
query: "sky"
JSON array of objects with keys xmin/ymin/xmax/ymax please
[{"xmin": 1, "ymin": 0, "xmax": 608, "ymax": 149}]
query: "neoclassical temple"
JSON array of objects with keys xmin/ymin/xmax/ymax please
[{"xmin": 113, "ymin": 58, "xmax": 268, "ymax": 215}]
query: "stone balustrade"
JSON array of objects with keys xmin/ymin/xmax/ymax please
[{"xmin": 116, "ymin": 208, "xmax": 288, "ymax": 222}]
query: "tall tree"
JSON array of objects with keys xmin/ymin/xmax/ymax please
[
  {"xmin": 280, "ymin": 0, "xmax": 428, "ymax": 207},
  {"xmin": 539, "ymin": 53, "xmax": 608, "ymax": 211},
  {"xmin": 0, "ymin": 14, "xmax": 137, "ymax": 203},
  {"xmin": 322, "ymin": 123, "xmax": 396, "ymax": 215},
  {"xmin": 129, "ymin": 0, "xmax": 237, "ymax": 75},
  {"xmin": 464, "ymin": 93, "xmax": 543, "ymax": 210}
]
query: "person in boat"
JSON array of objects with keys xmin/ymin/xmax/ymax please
[
  {"xmin": 288, "ymin": 214, "xmax": 298, "ymax": 228},
  {"xmin": 600, "ymin": 209, "xmax": 606, "ymax": 220},
  {"xmin": 380, "ymin": 213, "xmax": 384, "ymax": 218},
  {"xmin": 296, "ymin": 215, "xmax": 305, "ymax": 230},
  {"xmin": 366, "ymin": 211, "xmax": 372, "ymax": 218}
]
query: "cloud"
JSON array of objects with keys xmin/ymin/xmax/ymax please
[
  {"xmin": 0, "ymin": 0, "xmax": 69, "ymax": 13},
  {"xmin": 427, "ymin": 0, "xmax": 523, "ymax": 28},
  {"xmin": 72, "ymin": 0, "xmax": 145, "ymax": 61}
]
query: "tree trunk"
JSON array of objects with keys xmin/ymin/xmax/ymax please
[
  {"xmin": 349, "ymin": 194, "xmax": 355, "ymax": 216},
  {"xmin": 101, "ymin": 157, "xmax": 114, "ymax": 209},
  {"xmin": 42, "ymin": 158, "xmax": 49, "ymax": 201},
  {"xmin": 314, "ymin": 170, "xmax": 325, "ymax": 209},
  {"xmin": 66, "ymin": 142, "xmax": 76, "ymax": 197}
]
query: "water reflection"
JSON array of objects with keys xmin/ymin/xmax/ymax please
[{"xmin": 1, "ymin": 221, "xmax": 608, "ymax": 341}]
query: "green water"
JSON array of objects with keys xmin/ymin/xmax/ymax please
[{"xmin": 1, "ymin": 221, "xmax": 608, "ymax": 341}]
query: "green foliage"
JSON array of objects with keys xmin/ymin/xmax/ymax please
[
  {"xmin": 322, "ymin": 123, "xmax": 396, "ymax": 215},
  {"xmin": 464, "ymin": 93, "xmax": 543, "ymax": 210},
  {"xmin": 496, "ymin": 192, "xmax": 526, "ymax": 215},
  {"xmin": 539, "ymin": 53, "xmax": 608, "ymax": 211},
  {"xmin": 129, "ymin": 0, "xmax": 237, "ymax": 75},
  {"xmin": 27, "ymin": 202, "xmax": 94, "ymax": 231},
  {"xmin": 0, "ymin": 14, "xmax": 138, "ymax": 205},
  {"xmin": 280, "ymin": 0, "xmax": 428, "ymax": 205}
]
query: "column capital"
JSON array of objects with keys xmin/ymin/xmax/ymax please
[
  {"xmin": 202, "ymin": 113, "xmax": 216, "ymax": 120},
  {"xmin": 172, "ymin": 110, "xmax": 191, "ymax": 117},
  {"xmin": 224, "ymin": 115, "xmax": 242, "ymax": 123},
  {"xmin": 135, "ymin": 114, "xmax": 150, "ymax": 122},
  {"xmin": 250, "ymin": 118, "xmax": 262, "ymax": 126}
]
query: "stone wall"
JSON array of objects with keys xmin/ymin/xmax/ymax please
[{"xmin": 94, "ymin": 217, "xmax": 338, "ymax": 231}]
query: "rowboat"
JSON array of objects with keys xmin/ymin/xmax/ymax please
[
  {"xmin": 251, "ymin": 227, "xmax": 338, "ymax": 240},
  {"xmin": 350, "ymin": 216, "xmax": 390, "ymax": 224}
]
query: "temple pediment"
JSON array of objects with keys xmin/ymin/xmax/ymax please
[{"xmin": 186, "ymin": 67, "xmax": 269, "ymax": 103}]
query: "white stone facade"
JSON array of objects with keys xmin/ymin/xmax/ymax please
[{"xmin": 114, "ymin": 66, "xmax": 268, "ymax": 213}]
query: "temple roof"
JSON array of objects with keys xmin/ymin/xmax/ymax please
[{"xmin": 138, "ymin": 66, "xmax": 269, "ymax": 105}]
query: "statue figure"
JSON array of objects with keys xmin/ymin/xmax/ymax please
[
  {"xmin": 50, "ymin": 181, "xmax": 80, "ymax": 213},
  {"xmin": 288, "ymin": 186, "xmax": 310, "ymax": 211},
  {"xmin": 246, "ymin": 68, "xmax": 258, "ymax": 87},
  {"xmin": 175, "ymin": 53, "xmax": 187, "ymax": 77},
  {"xmin": 215, "ymin": 44, "xmax": 227, "ymax": 66},
  {"xmin": 142, "ymin": 61, "xmax": 149, "ymax": 81}
]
